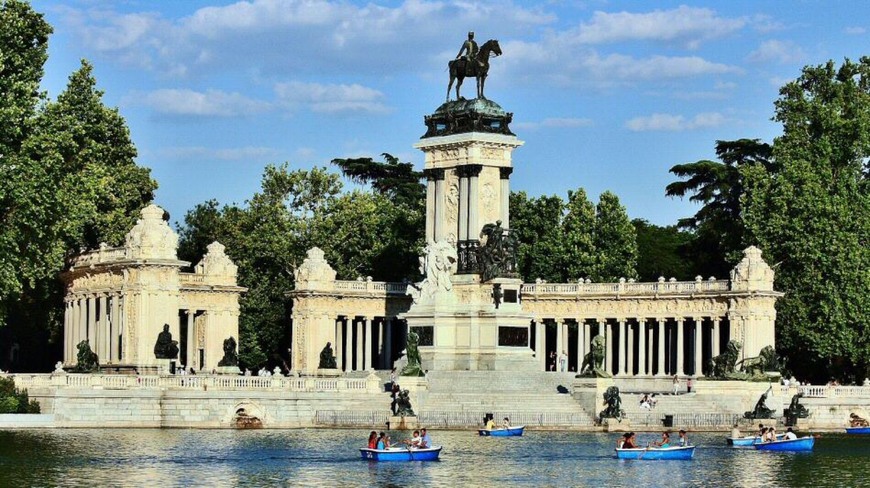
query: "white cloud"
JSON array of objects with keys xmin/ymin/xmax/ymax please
[
  {"xmin": 626, "ymin": 112, "xmax": 726, "ymax": 132},
  {"xmin": 274, "ymin": 81, "xmax": 389, "ymax": 114},
  {"xmin": 514, "ymin": 117, "xmax": 593, "ymax": 130},
  {"xmin": 571, "ymin": 6, "xmax": 745, "ymax": 48},
  {"xmin": 159, "ymin": 146, "xmax": 279, "ymax": 161},
  {"xmin": 747, "ymin": 40, "xmax": 805, "ymax": 64},
  {"xmin": 844, "ymin": 26, "xmax": 866, "ymax": 35},
  {"xmin": 127, "ymin": 89, "xmax": 271, "ymax": 117}
]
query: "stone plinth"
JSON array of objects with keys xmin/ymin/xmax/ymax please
[
  {"xmin": 603, "ymin": 417, "xmax": 631, "ymax": 432},
  {"xmin": 215, "ymin": 366, "xmax": 241, "ymax": 375},
  {"xmin": 315, "ymin": 368, "xmax": 341, "ymax": 378},
  {"xmin": 388, "ymin": 415, "xmax": 420, "ymax": 431}
]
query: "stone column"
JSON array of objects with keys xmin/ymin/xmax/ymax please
[
  {"xmin": 581, "ymin": 321, "xmax": 590, "ymax": 370},
  {"xmin": 97, "ymin": 294, "xmax": 108, "ymax": 362},
  {"xmin": 186, "ymin": 310, "xmax": 195, "ymax": 370},
  {"xmin": 638, "ymin": 319, "xmax": 647, "ymax": 376},
  {"xmin": 535, "ymin": 320, "xmax": 545, "ymax": 371},
  {"xmin": 617, "ymin": 320, "xmax": 626, "ymax": 376},
  {"xmin": 555, "ymin": 318, "xmax": 564, "ymax": 369},
  {"xmin": 87, "ymin": 295, "xmax": 96, "ymax": 346},
  {"xmin": 468, "ymin": 165, "xmax": 482, "ymax": 236},
  {"xmin": 676, "ymin": 318, "xmax": 685, "ymax": 376},
  {"xmin": 355, "ymin": 318, "xmax": 364, "ymax": 371},
  {"xmin": 110, "ymin": 295, "xmax": 120, "ymax": 363},
  {"xmin": 434, "ymin": 170, "xmax": 446, "ymax": 241},
  {"xmin": 364, "ymin": 317, "xmax": 373, "ymax": 370},
  {"xmin": 458, "ymin": 168, "xmax": 469, "ymax": 240},
  {"xmin": 377, "ymin": 319, "xmax": 385, "ymax": 370},
  {"xmin": 626, "ymin": 320, "xmax": 634, "ymax": 376},
  {"xmin": 657, "ymin": 319, "xmax": 665, "ymax": 376},
  {"xmin": 335, "ymin": 317, "xmax": 344, "ymax": 371},
  {"xmin": 604, "ymin": 320, "xmax": 613, "ymax": 376},
  {"xmin": 425, "ymin": 174, "xmax": 435, "ymax": 243},
  {"xmin": 694, "ymin": 318, "xmax": 703, "ymax": 377},
  {"xmin": 500, "ymin": 167, "xmax": 512, "ymax": 226},
  {"xmin": 712, "ymin": 318, "xmax": 721, "ymax": 358},
  {"xmin": 575, "ymin": 320, "xmax": 584, "ymax": 372},
  {"xmin": 63, "ymin": 301, "xmax": 71, "ymax": 364},
  {"xmin": 384, "ymin": 318, "xmax": 393, "ymax": 370}
]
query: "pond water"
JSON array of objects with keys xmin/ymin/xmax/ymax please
[{"xmin": 0, "ymin": 429, "xmax": 866, "ymax": 487}]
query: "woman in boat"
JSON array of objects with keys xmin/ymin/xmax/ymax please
[
  {"xmin": 766, "ymin": 426, "xmax": 777, "ymax": 442},
  {"xmin": 376, "ymin": 432, "xmax": 386, "ymax": 449},
  {"xmin": 651, "ymin": 431, "xmax": 671, "ymax": 448},
  {"xmin": 368, "ymin": 431, "xmax": 378, "ymax": 449},
  {"xmin": 678, "ymin": 429, "xmax": 689, "ymax": 447},
  {"xmin": 409, "ymin": 430, "xmax": 422, "ymax": 447},
  {"xmin": 502, "ymin": 417, "xmax": 511, "ymax": 429},
  {"xmin": 485, "ymin": 416, "xmax": 496, "ymax": 430},
  {"xmin": 622, "ymin": 432, "xmax": 638, "ymax": 449},
  {"xmin": 616, "ymin": 433, "xmax": 628, "ymax": 448}
]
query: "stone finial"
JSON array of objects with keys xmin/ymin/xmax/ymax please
[
  {"xmin": 294, "ymin": 247, "xmax": 336, "ymax": 291},
  {"xmin": 730, "ymin": 246, "xmax": 775, "ymax": 291},
  {"xmin": 194, "ymin": 241, "xmax": 238, "ymax": 285},
  {"xmin": 125, "ymin": 204, "xmax": 178, "ymax": 260}
]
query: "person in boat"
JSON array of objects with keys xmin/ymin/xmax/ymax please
[
  {"xmin": 651, "ymin": 431, "xmax": 671, "ymax": 448},
  {"xmin": 485, "ymin": 416, "xmax": 496, "ymax": 431},
  {"xmin": 383, "ymin": 434, "xmax": 392, "ymax": 449},
  {"xmin": 757, "ymin": 423, "xmax": 765, "ymax": 437},
  {"xmin": 678, "ymin": 429, "xmax": 690, "ymax": 447},
  {"xmin": 622, "ymin": 432, "xmax": 638, "ymax": 449},
  {"xmin": 731, "ymin": 423, "xmax": 741, "ymax": 439},
  {"xmin": 766, "ymin": 426, "xmax": 777, "ymax": 442},
  {"xmin": 367, "ymin": 431, "xmax": 378, "ymax": 449},
  {"xmin": 409, "ymin": 430, "xmax": 422, "ymax": 447},
  {"xmin": 376, "ymin": 432, "xmax": 387, "ymax": 449},
  {"xmin": 616, "ymin": 433, "xmax": 628, "ymax": 449},
  {"xmin": 420, "ymin": 428, "xmax": 431, "ymax": 448},
  {"xmin": 502, "ymin": 417, "xmax": 511, "ymax": 429},
  {"xmin": 783, "ymin": 427, "xmax": 797, "ymax": 441}
]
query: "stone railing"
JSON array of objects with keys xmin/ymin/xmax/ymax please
[
  {"xmin": 333, "ymin": 280, "xmax": 409, "ymax": 295},
  {"xmin": 522, "ymin": 279, "xmax": 730, "ymax": 297},
  {"xmin": 70, "ymin": 246, "xmax": 128, "ymax": 267},
  {"xmin": 3, "ymin": 373, "xmax": 382, "ymax": 393},
  {"xmin": 780, "ymin": 384, "xmax": 870, "ymax": 398},
  {"xmin": 179, "ymin": 273, "xmax": 207, "ymax": 285}
]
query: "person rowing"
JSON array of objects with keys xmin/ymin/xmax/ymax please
[{"xmin": 649, "ymin": 431, "xmax": 671, "ymax": 448}]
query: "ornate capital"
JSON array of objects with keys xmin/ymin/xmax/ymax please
[
  {"xmin": 466, "ymin": 164, "xmax": 483, "ymax": 177},
  {"xmin": 424, "ymin": 168, "xmax": 446, "ymax": 181},
  {"xmin": 499, "ymin": 167, "xmax": 513, "ymax": 179}
]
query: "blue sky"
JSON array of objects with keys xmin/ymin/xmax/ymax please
[{"xmin": 37, "ymin": 1, "xmax": 869, "ymax": 227}]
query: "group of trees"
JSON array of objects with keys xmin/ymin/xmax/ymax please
[
  {"xmin": 667, "ymin": 58, "xmax": 870, "ymax": 382},
  {"xmin": 0, "ymin": 0, "xmax": 155, "ymax": 370}
]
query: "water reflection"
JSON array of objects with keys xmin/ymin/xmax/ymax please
[{"xmin": 0, "ymin": 429, "xmax": 865, "ymax": 487}]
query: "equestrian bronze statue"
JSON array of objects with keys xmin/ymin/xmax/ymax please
[{"xmin": 447, "ymin": 38, "xmax": 502, "ymax": 101}]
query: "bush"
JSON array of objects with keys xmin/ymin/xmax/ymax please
[{"xmin": 0, "ymin": 377, "xmax": 40, "ymax": 413}]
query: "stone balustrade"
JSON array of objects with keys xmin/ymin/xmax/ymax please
[
  {"xmin": 522, "ymin": 279, "xmax": 730, "ymax": 297},
  {"xmin": 2, "ymin": 373, "xmax": 382, "ymax": 393},
  {"xmin": 781, "ymin": 384, "xmax": 870, "ymax": 398},
  {"xmin": 70, "ymin": 246, "xmax": 128, "ymax": 267}
]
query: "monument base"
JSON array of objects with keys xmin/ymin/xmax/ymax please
[
  {"xmin": 315, "ymin": 368, "xmax": 341, "ymax": 378},
  {"xmin": 603, "ymin": 418, "xmax": 631, "ymax": 432},
  {"xmin": 388, "ymin": 415, "xmax": 420, "ymax": 431},
  {"xmin": 215, "ymin": 366, "xmax": 241, "ymax": 375}
]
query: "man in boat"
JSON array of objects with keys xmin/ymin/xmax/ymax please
[
  {"xmin": 678, "ymin": 429, "xmax": 690, "ymax": 447},
  {"xmin": 409, "ymin": 430, "xmax": 422, "ymax": 447},
  {"xmin": 420, "ymin": 428, "xmax": 431, "ymax": 448},
  {"xmin": 783, "ymin": 427, "xmax": 797, "ymax": 440},
  {"xmin": 502, "ymin": 417, "xmax": 511, "ymax": 428},
  {"xmin": 731, "ymin": 423, "xmax": 741, "ymax": 439}
]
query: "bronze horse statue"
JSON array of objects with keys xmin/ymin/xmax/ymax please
[{"xmin": 447, "ymin": 39, "xmax": 502, "ymax": 102}]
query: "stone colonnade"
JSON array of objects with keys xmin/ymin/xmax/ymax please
[
  {"xmin": 63, "ymin": 293, "xmax": 124, "ymax": 365},
  {"xmin": 529, "ymin": 316, "xmax": 726, "ymax": 376}
]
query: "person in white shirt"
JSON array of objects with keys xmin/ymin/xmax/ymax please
[{"xmin": 784, "ymin": 427, "xmax": 798, "ymax": 440}]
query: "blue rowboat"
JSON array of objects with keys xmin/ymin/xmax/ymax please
[
  {"xmin": 727, "ymin": 434, "xmax": 784, "ymax": 447},
  {"xmin": 479, "ymin": 426, "xmax": 525, "ymax": 437},
  {"xmin": 359, "ymin": 446, "xmax": 442, "ymax": 461},
  {"xmin": 753, "ymin": 436, "xmax": 814, "ymax": 452},
  {"xmin": 615, "ymin": 445, "xmax": 695, "ymax": 460},
  {"xmin": 846, "ymin": 427, "xmax": 870, "ymax": 434}
]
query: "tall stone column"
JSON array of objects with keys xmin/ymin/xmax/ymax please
[
  {"xmin": 712, "ymin": 318, "xmax": 721, "ymax": 358},
  {"xmin": 535, "ymin": 320, "xmax": 545, "ymax": 371},
  {"xmin": 555, "ymin": 318, "xmax": 564, "ymax": 369},
  {"xmin": 377, "ymin": 319, "xmax": 385, "ymax": 369},
  {"xmin": 694, "ymin": 318, "xmax": 703, "ymax": 377},
  {"xmin": 657, "ymin": 319, "xmax": 665, "ymax": 376},
  {"xmin": 433, "ymin": 170, "xmax": 446, "ymax": 241},
  {"xmin": 98, "ymin": 294, "xmax": 109, "ymax": 362},
  {"xmin": 638, "ymin": 319, "xmax": 647, "ymax": 376},
  {"xmin": 87, "ymin": 295, "xmax": 96, "ymax": 347},
  {"xmin": 186, "ymin": 310, "xmax": 195, "ymax": 370},
  {"xmin": 63, "ymin": 301, "xmax": 71, "ymax": 365},
  {"xmin": 676, "ymin": 318, "xmax": 685, "ymax": 376},
  {"xmin": 458, "ymin": 168, "xmax": 469, "ymax": 240},
  {"xmin": 604, "ymin": 320, "xmax": 613, "ymax": 376},
  {"xmin": 355, "ymin": 318, "xmax": 364, "ymax": 371},
  {"xmin": 626, "ymin": 320, "xmax": 634, "ymax": 376},
  {"xmin": 364, "ymin": 317, "xmax": 373, "ymax": 370},
  {"xmin": 335, "ymin": 317, "xmax": 344, "ymax": 371},
  {"xmin": 425, "ymin": 176, "xmax": 435, "ymax": 243},
  {"xmin": 617, "ymin": 320, "xmax": 626, "ymax": 376},
  {"xmin": 581, "ymin": 321, "xmax": 590, "ymax": 370},
  {"xmin": 500, "ymin": 167, "xmax": 512, "ymax": 226},
  {"xmin": 575, "ymin": 320, "xmax": 585, "ymax": 372},
  {"xmin": 467, "ymin": 165, "xmax": 482, "ymax": 236},
  {"xmin": 110, "ymin": 295, "xmax": 121, "ymax": 363}
]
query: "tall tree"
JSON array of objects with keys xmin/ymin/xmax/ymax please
[
  {"xmin": 561, "ymin": 189, "xmax": 596, "ymax": 281},
  {"xmin": 509, "ymin": 191, "xmax": 565, "ymax": 282},
  {"xmin": 632, "ymin": 219, "xmax": 695, "ymax": 281},
  {"xmin": 592, "ymin": 191, "xmax": 637, "ymax": 282},
  {"xmin": 742, "ymin": 58, "xmax": 870, "ymax": 382},
  {"xmin": 666, "ymin": 139, "xmax": 773, "ymax": 277}
]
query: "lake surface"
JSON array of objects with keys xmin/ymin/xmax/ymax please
[{"xmin": 0, "ymin": 429, "xmax": 867, "ymax": 487}]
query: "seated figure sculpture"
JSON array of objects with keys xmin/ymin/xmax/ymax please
[
  {"xmin": 784, "ymin": 392, "xmax": 809, "ymax": 425},
  {"xmin": 153, "ymin": 324, "xmax": 179, "ymax": 359},
  {"xmin": 579, "ymin": 335, "xmax": 609, "ymax": 377},
  {"xmin": 395, "ymin": 389, "xmax": 415, "ymax": 417},
  {"xmin": 75, "ymin": 339, "xmax": 99, "ymax": 372},
  {"xmin": 744, "ymin": 386, "xmax": 776, "ymax": 419},
  {"xmin": 318, "ymin": 342, "xmax": 337, "ymax": 369},
  {"xmin": 218, "ymin": 336, "xmax": 239, "ymax": 367},
  {"xmin": 400, "ymin": 331, "xmax": 424, "ymax": 377},
  {"xmin": 599, "ymin": 386, "xmax": 625, "ymax": 422}
]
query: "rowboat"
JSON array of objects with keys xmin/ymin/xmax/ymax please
[
  {"xmin": 727, "ymin": 434, "xmax": 784, "ymax": 447},
  {"xmin": 753, "ymin": 436, "xmax": 814, "ymax": 452},
  {"xmin": 845, "ymin": 426, "xmax": 870, "ymax": 435},
  {"xmin": 479, "ymin": 426, "xmax": 525, "ymax": 437},
  {"xmin": 359, "ymin": 446, "xmax": 442, "ymax": 461},
  {"xmin": 615, "ymin": 445, "xmax": 695, "ymax": 460}
]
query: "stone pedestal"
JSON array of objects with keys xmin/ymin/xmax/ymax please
[
  {"xmin": 388, "ymin": 415, "xmax": 420, "ymax": 431},
  {"xmin": 603, "ymin": 417, "xmax": 631, "ymax": 432},
  {"xmin": 315, "ymin": 368, "xmax": 341, "ymax": 378},
  {"xmin": 215, "ymin": 365, "xmax": 241, "ymax": 375}
]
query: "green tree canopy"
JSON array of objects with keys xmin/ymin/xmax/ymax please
[
  {"xmin": 742, "ymin": 58, "xmax": 870, "ymax": 382},
  {"xmin": 592, "ymin": 191, "xmax": 637, "ymax": 282},
  {"xmin": 632, "ymin": 219, "xmax": 696, "ymax": 281}
]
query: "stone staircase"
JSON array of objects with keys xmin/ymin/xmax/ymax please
[{"xmin": 620, "ymin": 392, "xmax": 745, "ymax": 428}]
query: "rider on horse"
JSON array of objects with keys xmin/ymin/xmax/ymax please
[{"xmin": 456, "ymin": 31, "xmax": 479, "ymax": 76}]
